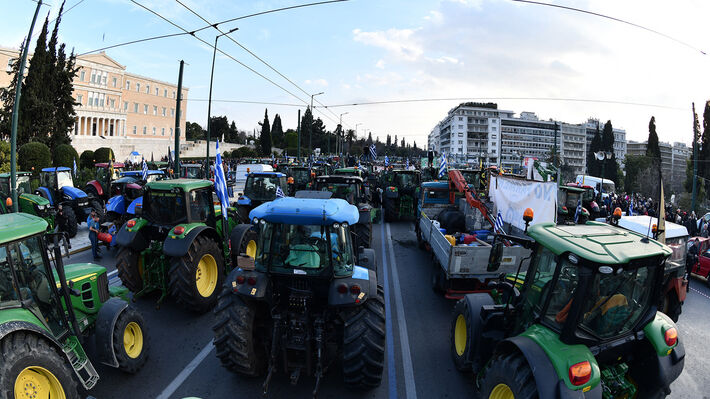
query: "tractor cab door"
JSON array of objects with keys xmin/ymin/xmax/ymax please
[
  {"xmin": 189, "ymin": 188, "xmax": 217, "ymax": 228},
  {"xmin": 40, "ymin": 172, "xmax": 59, "ymax": 203},
  {"xmin": 3, "ymin": 235, "xmax": 70, "ymax": 338}
]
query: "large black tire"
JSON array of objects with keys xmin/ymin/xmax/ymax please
[
  {"xmin": 58, "ymin": 206, "xmax": 78, "ymax": 238},
  {"xmin": 354, "ymin": 222, "xmax": 372, "ymax": 249},
  {"xmin": 450, "ymin": 298, "xmax": 474, "ymax": 370},
  {"xmin": 116, "ymin": 248, "xmax": 143, "ymax": 292},
  {"xmin": 0, "ymin": 332, "xmax": 80, "ymax": 399},
  {"xmin": 661, "ymin": 291, "xmax": 682, "ymax": 323},
  {"xmin": 383, "ymin": 198, "xmax": 396, "ymax": 222},
  {"xmin": 90, "ymin": 200, "xmax": 104, "ymax": 222},
  {"xmin": 112, "ymin": 306, "xmax": 149, "ymax": 373},
  {"xmin": 342, "ymin": 285, "xmax": 386, "ymax": 389},
  {"xmin": 229, "ymin": 224, "xmax": 257, "ymax": 268},
  {"xmin": 168, "ymin": 235, "xmax": 225, "ymax": 313},
  {"xmin": 478, "ymin": 351, "xmax": 538, "ymax": 399},
  {"xmin": 212, "ymin": 290, "xmax": 266, "ymax": 376}
]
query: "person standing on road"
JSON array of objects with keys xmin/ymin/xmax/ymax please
[{"xmin": 88, "ymin": 210, "xmax": 102, "ymax": 261}]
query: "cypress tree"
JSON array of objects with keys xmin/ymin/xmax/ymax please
[
  {"xmin": 587, "ymin": 124, "xmax": 602, "ymax": 176},
  {"xmin": 647, "ymin": 116, "xmax": 661, "ymax": 161},
  {"xmin": 18, "ymin": 15, "xmax": 53, "ymax": 146},
  {"xmin": 259, "ymin": 108, "xmax": 271, "ymax": 156},
  {"xmin": 271, "ymin": 114, "xmax": 284, "ymax": 147},
  {"xmin": 700, "ymin": 101, "xmax": 710, "ymax": 179},
  {"xmin": 0, "ymin": 39, "xmax": 23, "ymax": 139}
]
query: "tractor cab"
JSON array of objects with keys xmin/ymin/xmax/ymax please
[
  {"xmin": 141, "ymin": 179, "xmax": 217, "ymax": 230},
  {"xmin": 333, "ymin": 167, "xmax": 367, "ymax": 179},
  {"xmin": 85, "ymin": 162, "xmax": 125, "ymax": 202},
  {"xmin": 0, "ymin": 172, "xmax": 55, "ymax": 228},
  {"xmin": 380, "ymin": 170, "xmax": 421, "ymax": 222},
  {"xmin": 287, "ymin": 166, "xmax": 313, "ymax": 194},
  {"xmin": 236, "ymin": 173, "xmax": 288, "ymax": 222},
  {"xmin": 314, "ymin": 175, "xmax": 365, "ymax": 205},
  {"xmin": 557, "ymin": 185, "xmax": 588, "ymax": 224},
  {"xmin": 180, "ymin": 164, "xmax": 206, "ymax": 179},
  {"xmin": 37, "ymin": 167, "xmax": 96, "ymax": 222},
  {"xmin": 567, "ymin": 182, "xmax": 599, "ymax": 217},
  {"xmin": 121, "ymin": 169, "xmax": 166, "ymax": 183}
]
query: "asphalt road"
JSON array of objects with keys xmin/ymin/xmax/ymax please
[{"xmin": 68, "ymin": 222, "xmax": 709, "ymax": 399}]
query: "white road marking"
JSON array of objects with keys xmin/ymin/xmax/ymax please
[
  {"xmin": 156, "ymin": 340, "xmax": 215, "ymax": 399},
  {"xmin": 690, "ymin": 287, "xmax": 710, "ymax": 301},
  {"xmin": 386, "ymin": 223, "xmax": 418, "ymax": 399}
]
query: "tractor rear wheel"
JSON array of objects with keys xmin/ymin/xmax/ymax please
[
  {"xmin": 229, "ymin": 224, "xmax": 257, "ymax": 269},
  {"xmin": 169, "ymin": 235, "xmax": 224, "ymax": 313},
  {"xmin": 0, "ymin": 331, "xmax": 79, "ymax": 399},
  {"xmin": 479, "ymin": 351, "xmax": 537, "ymax": 399},
  {"xmin": 212, "ymin": 290, "xmax": 266, "ymax": 376},
  {"xmin": 90, "ymin": 200, "xmax": 104, "ymax": 222},
  {"xmin": 342, "ymin": 285, "xmax": 385, "ymax": 389},
  {"xmin": 59, "ymin": 206, "xmax": 78, "ymax": 238},
  {"xmin": 116, "ymin": 248, "xmax": 144, "ymax": 292},
  {"xmin": 661, "ymin": 291, "xmax": 682, "ymax": 323},
  {"xmin": 383, "ymin": 198, "xmax": 396, "ymax": 222},
  {"xmin": 112, "ymin": 306, "xmax": 149, "ymax": 373},
  {"xmin": 354, "ymin": 222, "xmax": 372, "ymax": 248}
]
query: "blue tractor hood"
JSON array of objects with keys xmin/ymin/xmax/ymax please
[
  {"xmin": 127, "ymin": 196, "xmax": 143, "ymax": 215},
  {"xmin": 61, "ymin": 185, "xmax": 88, "ymax": 200},
  {"xmin": 249, "ymin": 197, "xmax": 358, "ymax": 226},
  {"xmin": 106, "ymin": 195, "xmax": 126, "ymax": 215}
]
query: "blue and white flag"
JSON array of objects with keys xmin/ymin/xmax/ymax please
[
  {"xmin": 276, "ymin": 185, "xmax": 285, "ymax": 198},
  {"xmin": 494, "ymin": 210, "xmax": 505, "ymax": 234},
  {"xmin": 574, "ymin": 199, "xmax": 582, "ymax": 224},
  {"xmin": 369, "ymin": 144, "xmax": 377, "ymax": 160},
  {"xmin": 214, "ymin": 141, "xmax": 230, "ymax": 220},
  {"xmin": 73, "ymin": 159, "xmax": 77, "ymax": 177},
  {"xmin": 406, "ymin": 158, "xmax": 410, "ymax": 169},
  {"xmin": 628, "ymin": 196, "xmax": 634, "ymax": 216},
  {"xmin": 438, "ymin": 153, "xmax": 447, "ymax": 178},
  {"xmin": 384, "ymin": 155, "xmax": 389, "ymax": 167},
  {"xmin": 141, "ymin": 158, "xmax": 148, "ymax": 181}
]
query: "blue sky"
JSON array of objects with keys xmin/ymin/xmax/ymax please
[{"xmin": 3, "ymin": 0, "xmax": 710, "ymax": 147}]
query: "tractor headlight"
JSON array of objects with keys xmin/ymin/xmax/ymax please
[
  {"xmin": 333, "ymin": 223, "xmax": 340, "ymax": 229},
  {"xmin": 252, "ymin": 217, "xmax": 258, "ymax": 224}
]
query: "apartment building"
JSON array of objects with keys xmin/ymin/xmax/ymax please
[{"xmin": 626, "ymin": 140, "xmax": 689, "ymax": 194}]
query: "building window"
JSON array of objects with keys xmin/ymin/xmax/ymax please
[
  {"xmin": 153, "ymin": 106, "xmax": 157, "ymax": 115},
  {"xmin": 172, "ymin": 91, "xmax": 176, "ymax": 99},
  {"xmin": 88, "ymin": 92, "xmax": 93, "ymax": 106},
  {"xmin": 143, "ymin": 126, "xmax": 147, "ymax": 135},
  {"xmin": 171, "ymin": 108, "xmax": 175, "ymax": 117},
  {"xmin": 152, "ymin": 127, "xmax": 156, "ymax": 135},
  {"xmin": 164, "ymin": 89, "xmax": 168, "ymax": 97},
  {"xmin": 161, "ymin": 127, "xmax": 165, "ymax": 136},
  {"xmin": 77, "ymin": 94, "xmax": 83, "ymax": 105},
  {"xmin": 80, "ymin": 70, "xmax": 85, "ymax": 81},
  {"xmin": 102, "ymin": 72, "xmax": 107, "ymax": 85},
  {"xmin": 110, "ymin": 98, "xmax": 115, "ymax": 108},
  {"xmin": 134, "ymin": 103, "xmax": 138, "ymax": 113},
  {"xmin": 124, "ymin": 101, "xmax": 128, "ymax": 111},
  {"xmin": 112, "ymin": 77, "xmax": 117, "ymax": 87},
  {"xmin": 133, "ymin": 126, "xmax": 137, "ymax": 135},
  {"xmin": 144, "ymin": 104, "xmax": 148, "ymax": 114},
  {"xmin": 170, "ymin": 128, "xmax": 173, "ymax": 136},
  {"xmin": 126, "ymin": 80, "xmax": 131, "ymax": 90},
  {"xmin": 155, "ymin": 87, "xmax": 159, "ymax": 96},
  {"xmin": 162, "ymin": 107, "xmax": 166, "ymax": 116},
  {"xmin": 146, "ymin": 84, "xmax": 150, "ymax": 94},
  {"xmin": 90, "ymin": 70, "xmax": 96, "ymax": 83},
  {"xmin": 99, "ymin": 93, "xmax": 105, "ymax": 107},
  {"xmin": 136, "ymin": 82, "xmax": 141, "ymax": 92}
]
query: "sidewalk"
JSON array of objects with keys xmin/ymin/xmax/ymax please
[{"xmin": 69, "ymin": 224, "xmax": 92, "ymax": 255}]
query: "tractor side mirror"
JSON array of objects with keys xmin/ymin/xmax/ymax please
[{"xmin": 487, "ymin": 239, "xmax": 503, "ymax": 272}]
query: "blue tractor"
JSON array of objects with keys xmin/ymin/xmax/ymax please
[
  {"xmin": 36, "ymin": 167, "xmax": 103, "ymax": 238},
  {"xmin": 213, "ymin": 197, "xmax": 383, "ymax": 395},
  {"xmin": 235, "ymin": 171, "xmax": 288, "ymax": 223}
]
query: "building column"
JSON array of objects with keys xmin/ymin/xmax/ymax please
[{"xmin": 92, "ymin": 117, "xmax": 97, "ymax": 136}]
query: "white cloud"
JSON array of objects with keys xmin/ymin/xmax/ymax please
[
  {"xmin": 352, "ymin": 28, "xmax": 423, "ymax": 61},
  {"xmin": 305, "ymin": 78, "xmax": 328, "ymax": 87},
  {"xmin": 423, "ymin": 10, "xmax": 443, "ymax": 24},
  {"xmin": 375, "ymin": 59, "xmax": 386, "ymax": 69}
]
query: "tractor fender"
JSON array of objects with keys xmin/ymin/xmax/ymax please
[
  {"xmin": 226, "ymin": 267, "xmax": 269, "ymax": 300},
  {"xmin": 498, "ymin": 336, "xmax": 601, "ymax": 399},
  {"xmin": 358, "ymin": 209, "xmax": 371, "ymax": 224},
  {"xmin": 106, "ymin": 195, "xmax": 126, "ymax": 215},
  {"xmin": 328, "ymin": 266, "xmax": 374, "ymax": 306},
  {"xmin": 126, "ymin": 196, "xmax": 143, "ymax": 215},
  {"xmin": 61, "ymin": 185, "xmax": 89, "ymax": 200},
  {"xmin": 36, "ymin": 186, "xmax": 54, "ymax": 206},
  {"xmin": 630, "ymin": 339, "xmax": 685, "ymax": 397},
  {"xmin": 86, "ymin": 180, "xmax": 104, "ymax": 197},
  {"xmin": 163, "ymin": 225, "xmax": 219, "ymax": 258},
  {"xmin": 94, "ymin": 297, "xmax": 129, "ymax": 368},
  {"xmin": 115, "ymin": 223, "xmax": 149, "ymax": 252},
  {"xmin": 357, "ymin": 248, "xmax": 377, "ymax": 273},
  {"xmin": 229, "ymin": 224, "xmax": 256, "ymax": 267},
  {"xmin": 0, "ymin": 320, "xmax": 62, "ymax": 349}
]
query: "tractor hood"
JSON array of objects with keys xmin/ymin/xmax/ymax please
[
  {"xmin": 61, "ymin": 263, "xmax": 106, "ymax": 282},
  {"xmin": 249, "ymin": 197, "xmax": 358, "ymax": 225},
  {"xmin": 106, "ymin": 195, "xmax": 126, "ymax": 214},
  {"xmin": 61, "ymin": 185, "xmax": 88, "ymax": 200},
  {"xmin": 126, "ymin": 196, "xmax": 143, "ymax": 215}
]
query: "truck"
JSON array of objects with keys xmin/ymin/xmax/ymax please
[{"xmin": 576, "ymin": 174, "xmax": 616, "ymax": 198}]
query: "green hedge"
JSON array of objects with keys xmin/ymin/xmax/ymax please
[
  {"xmin": 94, "ymin": 147, "xmax": 114, "ymax": 163},
  {"xmin": 53, "ymin": 144, "xmax": 79, "ymax": 168},
  {"xmin": 79, "ymin": 150, "xmax": 95, "ymax": 169},
  {"xmin": 18, "ymin": 142, "xmax": 51, "ymax": 174}
]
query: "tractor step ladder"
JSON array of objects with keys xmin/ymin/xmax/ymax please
[{"xmin": 63, "ymin": 335, "xmax": 100, "ymax": 390}]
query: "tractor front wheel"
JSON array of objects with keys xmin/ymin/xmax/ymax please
[
  {"xmin": 212, "ymin": 291, "xmax": 266, "ymax": 376},
  {"xmin": 116, "ymin": 248, "xmax": 144, "ymax": 293},
  {"xmin": 169, "ymin": 236, "xmax": 224, "ymax": 313},
  {"xmin": 0, "ymin": 332, "xmax": 79, "ymax": 399},
  {"xmin": 342, "ymin": 285, "xmax": 386, "ymax": 389},
  {"xmin": 112, "ymin": 306, "xmax": 149, "ymax": 373},
  {"xmin": 58, "ymin": 206, "xmax": 78, "ymax": 238},
  {"xmin": 479, "ymin": 351, "xmax": 537, "ymax": 399},
  {"xmin": 354, "ymin": 222, "xmax": 372, "ymax": 249}
]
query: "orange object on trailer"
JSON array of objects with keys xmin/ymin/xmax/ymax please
[{"xmin": 447, "ymin": 169, "xmax": 497, "ymax": 231}]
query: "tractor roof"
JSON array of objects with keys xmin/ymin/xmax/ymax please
[
  {"xmin": 315, "ymin": 175, "xmax": 364, "ymax": 183},
  {"xmin": 0, "ymin": 213, "xmax": 48, "ymax": 245},
  {"xmin": 41, "ymin": 167, "xmax": 71, "ymax": 173},
  {"xmin": 559, "ymin": 186, "xmax": 586, "ymax": 193},
  {"xmin": 421, "ymin": 181, "xmax": 449, "ymax": 189},
  {"xmin": 248, "ymin": 172, "xmax": 286, "ymax": 177},
  {"xmin": 249, "ymin": 197, "xmax": 358, "ymax": 225},
  {"xmin": 527, "ymin": 221, "xmax": 672, "ymax": 265},
  {"xmin": 0, "ymin": 172, "xmax": 31, "ymax": 178},
  {"xmin": 121, "ymin": 170, "xmax": 164, "ymax": 177},
  {"xmin": 392, "ymin": 169, "xmax": 419, "ymax": 174},
  {"xmin": 146, "ymin": 178, "xmax": 211, "ymax": 191},
  {"xmin": 94, "ymin": 162, "xmax": 125, "ymax": 168}
]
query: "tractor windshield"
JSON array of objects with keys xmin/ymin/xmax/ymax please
[
  {"xmin": 395, "ymin": 173, "xmax": 419, "ymax": 188},
  {"xmin": 144, "ymin": 189, "xmax": 187, "ymax": 225},
  {"xmin": 580, "ymin": 266, "xmax": 654, "ymax": 339},
  {"xmin": 317, "ymin": 182, "xmax": 359, "ymax": 204},
  {"xmin": 16, "ymin": 176, "xmax": 32, "ymax": 195},
  {"xmin": 55, "ymin": 171, "xmax": 74, "ymax": 189},
  {"xmin": 291, "ymin": 168, "xmax": 310, "ymax": 184},
  {"xmin": 184, "ymin": 167, "xmax": 202, "ymax": 179},
  {"xmin": 145, "ymin": 174, "xmax": 164, "ymax": 183},
  {"xmin": 255, "ymin": 222, "xmax": 354, "ymax": 277},
  {"xmin": 244, "ymin": 176, "xmax": 281, "ymax": 201}
]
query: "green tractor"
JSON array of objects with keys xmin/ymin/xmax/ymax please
[
  {"xmin": 379, "ymin": 169, "xmax": 420, "ymax": 222},
  {"xmin": 0, "ymin": 212, "xmax": 148, "ymax": 398},
  {"xmin": 287, "ymin": 165, "xmax": 314, "ymax": 195},
  {"xmin": 451, "ymin": 221, "xmax": 685, "ymax": 398},
  {"xmin": 115, "ymin": 179, "xmax": 254, "ymax": 312},
  {"xmin": 557, "ymin": 185, "xmax": 589, "ymax": 225},
  {"xmin": 0, "ymin": 172, "xmax": 56, "ymax": 231},
  {"xmin": 313, "ymin": 175, "xmax": 375, "ymax": 248},
  {"xmin": 212, "ymin": 197, "xmax": 383, "ymax": 396}
]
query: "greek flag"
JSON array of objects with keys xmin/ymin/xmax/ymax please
[
  {"xmin": 358, "ymin": 159, "xmax": 362, "ymax": 169},
  {"xmin": 276, "ymin": 185, "xmax": 285, "ymax": 198},
  {"xmin": 494, "ymin": 210, "xmax": 505, "ymax": 234},
  {"xmin": 369, "ymin": 144, "xmax": 377, "ymax": 160},
  {"xmin": 628, "ymin": 196, "xmax": 634, "ymax": 216},
  {"xmin": 574, "ymin": 199, "xmax": 582, "ymax": 224},
  {"xmin": 438, "ymin": 153, "xmax": 447, "ymax": 178},
  {"xmin": 141, "ymin": 158, "xmax": 148, "ymax": 181},
  {"xmin": 406, "ymin": 158, "xmax": 410, "ymax": 169},
  {"xmin": 213, "ymin": 141, "xmax": 230, "ymax": 220},
  {"xmin": 385, "ymin": 156, "xmax": 389, "ymax": 167},
  {"xmin": 73, "ymin": 159, "xmax": 77, "ymax": 177}
]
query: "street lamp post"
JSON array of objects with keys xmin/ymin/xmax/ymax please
[
  {"xmin": 594, "ymin": 151, "xmax": 613, "ymax": 202},
  {"xmin": 309, "ymin": 92, "xmax": 324, "ymax": 154},
  {"xmin": 206, "ymin": 27, "xmax": 239, "ymax": 176},
  {"xmin": 339, "ymin": 112, "xmax": 348, "ymax": 154}
]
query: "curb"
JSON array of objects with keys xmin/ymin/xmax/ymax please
[{"xmin": 68, "ymin": 245, "xmax": 91, "ymax": 256}]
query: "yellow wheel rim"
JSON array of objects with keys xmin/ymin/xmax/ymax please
[
  {"xmin": 245, "ymin": 240, "xmax": 257, "ymax": 259},
  {"xmin": 14, "ymin": 366, "xmax": 66, "ymax": 399},
  {"xmin": 454, "ymin": 314, "xmax": 467, "ymax": 356},
  {"xmin": 123, "ymin": 321, "xmax": 144, "ymax": 359},
  {"xmin": 195, "ymin": 254, "xmax": 218, "ymax": 297},
  {"xmin": 490, "ymin": 383, "xmax": 514, "ymax": 399}
]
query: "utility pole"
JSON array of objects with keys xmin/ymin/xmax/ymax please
[
  {"xmin": 297, "ymin": 109, "xmax": 301, "ymax": 160},
  {"xmin": 10, "ymin": 0, "xmax": 43, "ymax": 212},
  {"xmin": 553, "ymin": 121, "xmax": 559, "ymax": 168},
  {"xmin": 692, "ymin": 102, "xmax": 699, "ymax": 211},
  {"xmin": 309, "ymin": 92, "xmax": 324, "ymax": 154},
  {"xmin": 173, "ymin": 60, "xmax": 184, "ymax": 177},
  {"xmin": 339, "ymin": 112, "xmax": 348, "ymax": 155}
]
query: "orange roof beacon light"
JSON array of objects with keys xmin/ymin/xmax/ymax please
[
  {"xmin": 523, "ymin": 207, "xmax": 534, "ymax": 232},
  {"xmin": 246, "ymin": 168, "xmax": 250, "ymax": 173},
  {"xmin": 5, "ymin": 197, "xmax": 12, "ymax": 208},
  {"xmin": 287, "ymin": 177, "xmax": 294, "ymax": 184},
  {"xmin": 609, "ymin": 206, "xmax": 623, "ymax": 226},
  {"xmin": 652, "ymin": 224, "xmax": 658, "ymax": 234}
]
